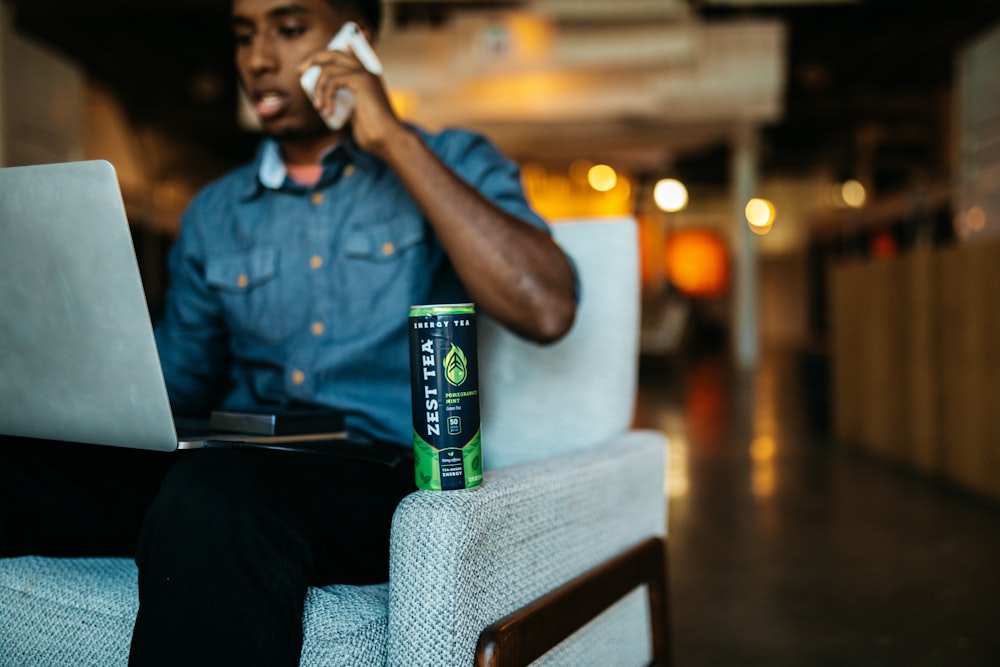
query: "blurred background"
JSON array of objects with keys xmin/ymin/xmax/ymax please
[{"xmin": 3, "ymin": 0, "xmax": 1000, "ymax": 662}]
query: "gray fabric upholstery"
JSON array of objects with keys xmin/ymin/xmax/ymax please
[
  {"xmin": 299, "ymin": 583, "xmax": 391, "ymax": 666},
  {"xmin": 534, "ymin": 587, "xmax": 652, "ymax": 667},
  {"xmin": 480, "ymin": 216, "xmax": 640, "ymax": 470},
  {"xmin": 0, "ymin": 557, "xmax": 136, "ymax": 667},
  {"xmin": 387, "ymin": 430, "xmax": 666, "ymax": 667},
  {"xmin": 0, "ymin": 218, "xmax": 669, "ymax": 666},
  {"xmin": 0, "ymin": 557, "xmax": 391, "ymax": 667}
]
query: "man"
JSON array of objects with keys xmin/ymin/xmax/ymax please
[{"xmin": 2, "ymin": 0, "xmax": 576, "ymax": 665}]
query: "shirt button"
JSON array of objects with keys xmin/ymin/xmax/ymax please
[
  {"xmin": 310, "ymin": 255, "xmax": 324, "ymax": 269},
  {"xmin": 310, "ymin": 192, "xmax": 324, "ymax": 205},
  {"xmin": 343, "ymin": 165, "xmax": 356, "ymax": 177},
  {"xmin": 311, "ymin": 322, "xmax": 325, "ymax": 336},
  {"xmin": 237, "ymin": 274, "xmax": 249, "ymax": 288},
  {"xmin": 291, "ymin": 370, "xmax": 306, "ymax": 385},
  {"xmin": 381, "ymin": 242, "xmax": 395, "ymax": 256}
]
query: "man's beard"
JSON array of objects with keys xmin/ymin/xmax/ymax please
[
  {"xmin": 265, "ymin": 117, "xmax": 331, "ymax": 144},
  {"xmin": 267, "ymin": 127, "xmax": 306, "ymax": 143}
]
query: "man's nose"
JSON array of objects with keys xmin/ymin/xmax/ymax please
[{"xmin": 246, "ymin": 35, "xmax": 278, "ymax": 74}]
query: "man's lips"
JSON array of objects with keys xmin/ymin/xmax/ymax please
[{"xmin": 254, "ymin": 91, "xmax": 288, "ymax": 119}]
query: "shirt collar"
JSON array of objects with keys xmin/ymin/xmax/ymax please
[
  {"xmin": 258, "ymin": 139, "xmax": 288, "ymax": 190},
  {"xmin": 257, "ymin": 138, "xmax": 351, "ymax": 189},
  {"xmin": 238, "ymin": 135, "xmax": 379, "ymax": 200}
]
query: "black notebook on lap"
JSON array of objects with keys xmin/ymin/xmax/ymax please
[{"xmin": 209, "ymin": 408, "xmax": 346, "ymax": 437}]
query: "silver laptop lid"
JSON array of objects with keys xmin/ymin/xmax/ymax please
[{"xmin": 0, "ymin": 160, "xmax": 179, "ymax": 451}]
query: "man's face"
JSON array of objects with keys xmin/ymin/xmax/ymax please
[{"xmin": 231, "ymin": 0, "xmax": 347, "ymax": 140}]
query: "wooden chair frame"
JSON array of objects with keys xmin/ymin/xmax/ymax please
[{"xmin": 475, "ymin": 536, "xmax": 671, "ymax": 667}]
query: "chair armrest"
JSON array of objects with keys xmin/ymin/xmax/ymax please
[
  {"xmin": 474, "ymin": 536, "xmax": 670, "ymax": 667},
  {"xmin": 386, "ymin": 430, "xmax": 667, "ymax": 667}
]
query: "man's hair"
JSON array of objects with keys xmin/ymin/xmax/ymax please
[{"xmin": 328, "ymin": 0, "xmax": 382, "ymax": 35}]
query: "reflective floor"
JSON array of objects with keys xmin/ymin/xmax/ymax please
[{"xmin": 634, "ymin": 347, "xmax": 1000, "ymax": 666}]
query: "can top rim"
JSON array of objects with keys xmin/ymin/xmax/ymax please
[{"xmin": 409, "ymin": 303, "xmax": 475, "ymax": 315}]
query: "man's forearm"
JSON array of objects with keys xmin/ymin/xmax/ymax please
[{"xmin": 380, "ymin": 128, "xmax": 577, "ymax": 343}]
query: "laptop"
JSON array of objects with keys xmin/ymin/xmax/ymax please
[{"xmin": 0, "ymin": 159, "xmax": 359, "ymax": 456}]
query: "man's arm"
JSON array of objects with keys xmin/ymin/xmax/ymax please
[
  {"xmin": 378, "ymin": 129, "xmax": 578, "ymax": 344},
  {"xmin": 154, "ymin": 201, "xmax": 232, "ymax": 415},
  {"xmin": 308, "ymin": 49, "xmax": 578, "ymax": 344}
]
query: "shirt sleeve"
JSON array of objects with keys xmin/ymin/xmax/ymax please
[
  {"xmin": 434, "ymin": 128, "xmax": 580, "ymax": 300},
  {"xmin": 433, "ymin": 128, "xmax": 550, "ymax": 231},
  {"xmin": 153, "ymin": 195, "xmax": 232, "ymax": 415}
]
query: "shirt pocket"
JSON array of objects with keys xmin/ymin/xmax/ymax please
[
  {"xmin": 205, "ymin": 247, "xmax": 302, "ymax": 344},
  {"xmin": 342, "ymin": 217, "xmax": 427, "ymax": 262},
  {"xmin": 334, "ymin": 216, "xmax": 429, "ymax": 340}
]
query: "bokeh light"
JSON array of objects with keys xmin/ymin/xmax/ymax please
[
  {"xmin": 967, "ymin": 205, "xmax": 986, "ymax": 231},
  {"xmin": 745, "ymin": 197, "xmax": 775, "ymax": 235},
  {"xmin": 587, "ymin": 164, "xmax": 618, "ymax": 192},
  {"xmin": 653, "ymin": 178, "xmax": 689, "ymax": 213},
  {"xmin": 841, "ymin": 179, "xmax": 866, "ymax": 208},
  {"xmin": 870, "ymin": 230, "xmax": 897, "ymax": 258},
  {"xmin": 663, "ymin": 229, "xmax": 729, "ymax": 298},
  {"xmin": 750, "ymin": 435, "xmax": 776, "ymax": 461}
]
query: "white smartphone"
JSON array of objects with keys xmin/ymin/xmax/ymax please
[{"xmin": 300, "ymin": 21, "xmax": 383, "ymax": 130}]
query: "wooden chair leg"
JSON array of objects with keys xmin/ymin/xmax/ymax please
[
  {"xmin": 649, "ymin": 536, "xmax": 672, "ymax": 667},
  {"xmin": 475, "ymin": 536, "xmax": 671, "ymax": 667}
]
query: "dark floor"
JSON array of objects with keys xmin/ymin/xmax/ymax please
[{"xmin": 633, "ymin": 347, "xmax": 1000, "ymax": 666}]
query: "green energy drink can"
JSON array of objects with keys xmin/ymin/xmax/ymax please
[{"xmin": 408, "ymin": 303, "xmax": 482, "ymax": 491}]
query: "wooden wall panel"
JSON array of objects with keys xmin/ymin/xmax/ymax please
[
  {"xmin": 830, "ymin": 261, "xmax": 864, "ymax": 447},
  {"xmin": 829, "ymin": 240, "xmax": 1000, "ymax": 501},
  {"xmin": 901, "ymin": 251, "xmax": 940, "ymax": 473},
  {"xmin": 988, "ymin": 244, "xmax": 1000, "ymax": 499},
  {"xmin": 860, "ymin": 260, "xmax": 903, "ymax": 462}
]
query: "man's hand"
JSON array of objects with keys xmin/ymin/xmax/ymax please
[{"xmin": 297, "ymin": 46, "xmax": 407, "ymax": 157}]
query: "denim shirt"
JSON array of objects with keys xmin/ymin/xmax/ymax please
[{"xmin": 154, "ymin": 126, "xmax": 550, "ymax": 445}]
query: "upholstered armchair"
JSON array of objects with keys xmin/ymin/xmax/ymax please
[{"xmin": 0, "ymin": 217, "xmax": 670, "ymax": 666}]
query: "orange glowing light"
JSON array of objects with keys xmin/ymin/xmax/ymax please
[
  {"xmin": 663, "ymin": 229, "xmax": 730, "ymax": 298},
  {"xmin": 870, "ymin": 230, "xmax": 897, "ymax": 259},
  {"xmin": 638, "ymin": 215, "xmax": 666, "ymax": 287},
  {"xmin": 750, "ymin": 436, "xmax": 776, "ymax": 461}
]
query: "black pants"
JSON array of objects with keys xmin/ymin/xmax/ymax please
[{"xmin": 0, "ymin": 437, "xmax": 415, "ymax": 666}]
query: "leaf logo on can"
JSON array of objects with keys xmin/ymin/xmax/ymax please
[{"xmin": 444, "ymin": 344, "xmax": 468, "ymax": 386}]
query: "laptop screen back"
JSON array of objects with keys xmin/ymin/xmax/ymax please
[{"xmin": 0, "ymin": 160, "xmax": 179, "ymax": 451}]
